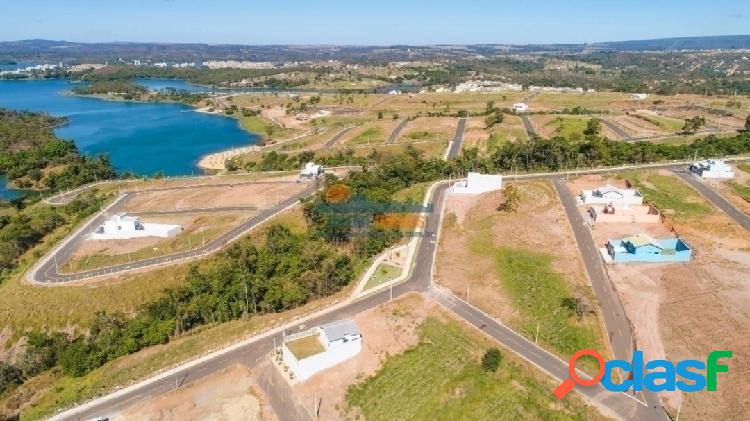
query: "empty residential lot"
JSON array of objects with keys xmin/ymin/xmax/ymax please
[{"xmin": 435, "ymin": 181, "xmax": 607, "ymax": 372}]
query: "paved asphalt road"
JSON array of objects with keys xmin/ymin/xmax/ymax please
[
  {"xmin": 553, "ymin": 178, "xmax": 665, "ymax": 414},
  {"xmin": 62, "ymin": 182, "xmax": 666, "ymax": 421},
  {"xmin": 386, "ymin": 118, "xmax": 409, "ymax": 143},
  {"xmin": 446, "ymin": 117, "xmax": 466, "ymax": 158},
  {"xmin": 520, "ymin": 114, "xmax": 537, "ymax": 137},
  {"xmin": 323, "ymin": 126, "xmax": 355, "ymax": 148},
  {"xmin": 32, "ymin": 183, "xmax": 316, "ymax": 283},
  {"xmin": 673, "ymin": 169, "xmax": 750, "ymax": 231},
  {"xmin": 600, "ymin": 119, "xmax": 633, "ymax": 140}
]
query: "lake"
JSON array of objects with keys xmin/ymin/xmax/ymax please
[{"xmin": 0, "ymin": 79, "xmax": 257, "ymax": 198}]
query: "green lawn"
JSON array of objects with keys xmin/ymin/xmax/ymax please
[
  {"xmin": 392, "ymin": 181, "xmax": 430, "ymax": 203},
  {"xmin": 727, "ymin": 180, "xmax": 750, "ymax": 203},
  {"xmin": 491, "ymin": 246, "xmax": 603, "ymax": 368},
  {"xmin": 486, "ymin": 127, "xmax": 528, "ymax": 152},
  {"xmin": 237, "ymin": 115, "xmax": 296, "ymax": 140},
  {"xmin": 405, "ymin": 130, "xmax": 441, "ymax": 140},
  {"xmin": 737, "ymin": 163, "xmax": 750, "ymax": 175},
  {"xmin": 626, "ymin": 172, "xmax": 712, "ymax": 220},
  {"xmin": 346, "ymin": 318, "xmax": 602, "ymax": 421},
  {"xmin": 286, "ymin": 334, "xmax": 326, "ymax": 359},
  {"xmin": 549, "ymin": 116, "xmax": 588, "ymax": 140},
  {"xmin": 633, "ymin": 113, "xmax": 684, "ymax": 132},
  {"xmin": 348, "ymin": 127, "xmax": 385, "ymax": 145},
  {"xmin": 364, "ymin": 263, "xmax": 402, "ymax": 290}
]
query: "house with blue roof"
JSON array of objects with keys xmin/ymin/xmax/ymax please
[{"xmin": 606, "ymin": 233, "xmax": 692, "ymax": 263}]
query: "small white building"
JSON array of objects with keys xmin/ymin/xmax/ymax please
[
  {"xmin": 689, "ymin": 159, "xmax": 735, "ymax": 179},
  {"xmin": 512, "ymin": 102, "xmax": 529, "ymax": 113},
  {"xmin": 578, "ymin": 185, "xmax": 644, "ymax": 205},
  {"xmin": 282, "ymin": 319, "xmax": 363, "ymax": 382},
  {"xmin": 300, "ymin": 162, "xmax": 324, "ymax": 179},
  {"xmin": 452, "ymin": 172, "xmax": 503, "ymax": 195},
  {"xmin": 90, "ymin": 214, "xmax": 181, "ymax": 240},
  {"xmin": 631, "ymin": 93, "xmax": 648, "ymax": 101}
]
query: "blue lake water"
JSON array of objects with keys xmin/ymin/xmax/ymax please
[{"xmin": 0, "ymin": 79, "xmax": 257, "ymax": 188}]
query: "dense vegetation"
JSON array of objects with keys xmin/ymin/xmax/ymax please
[
  {"xmin": 0, "ymin": 190, "xmax": 110, "ymax": 279},
  {"xmin": 0, "ymin": 109, "xmax": 115, "ymax": 190},
  {"xmin": 70, "ymin": 80, "xmax": 147, "ymax": 98}
]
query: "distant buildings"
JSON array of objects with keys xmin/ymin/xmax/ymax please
[
  {"xmin": 578, "ymin": 185, "xmax": 644, "ymax": 205},
  {"xmin": 689, "ymin": 159, "xmax": 735, "ymax": 179},
  {"xmin": 454, "ymin": 81, "xmax": 523, "ymax": 93},
  {"xmin": 512, "ymin": 102, "xmax": 529, "ymax": 113},
  {"xmin": 606, "ymin": 233, "xmax": 692, "ymax": 263},
  {"xmin": 202, "ymin": 60, "xmax": 278, "ymax": 69},
  {"xmin": 282, "ymin": 319, "xmax": 363, "ymax": 382},
  {"xmin": 90, "ymin": 214, "xmax": 181, "ymax": 240},
  {"xmin": 452, "ymin": 172, "xmax": 502, "ymax": 195}
]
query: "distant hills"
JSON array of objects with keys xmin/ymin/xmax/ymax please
[{"xmin": 1, "ymin": 35, "xmax": 750, "ymax": 62}]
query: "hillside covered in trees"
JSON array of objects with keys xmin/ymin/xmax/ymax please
[{"xmin": 0, "ymin": 108, "xmax": 115, "ymax": 191}]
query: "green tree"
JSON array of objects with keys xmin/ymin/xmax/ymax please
[
  {"xmin": 377, "ymin": 111, "xmax": 383, "ymax": 120},
  {"xmin": 584, "ymin": 118, "xmax": 601, "ymax": 137},
  {"xmin": 561, "ymin": 296, "xmax": 593, "ymax": 321},
  {"xmin": 497, "ymin": 184, "xmax": 520, "ymax": 212},
  {"xmin": 481, "ymin": 348, "xmax": 502, "ymax": 373},
  {"xmin": 0, "ymin": 362, "xmax": 23, "ymax": 395},
  {"xmin": 681, "ymin": 116, "xmax": 706, "ymax": 134}
]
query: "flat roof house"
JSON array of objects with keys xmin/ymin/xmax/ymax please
[
  {"xmin": 689, "ymin": 159, "xmax": 735, "ymax": 179},
  {"xmin": 512, "ymin": 102, "xmax": 529, "ymax": 112},
  {"xmin": 579, "ymin": 184, "xmax": 644, "ymax": 205},
  {"xmin": 451, "ymin": 172, "xmax": 502, "ymax": 195},
  {"xmin": 606, "ymin": 233, "xmax": 692, "ymax": 263},
  {"xmin": 282, "ymin": 319, "xmax": 362, "ymax": 382},
  {"xmin": 90, "ymin": 213, "xmax": 181, "ymax": 240}
]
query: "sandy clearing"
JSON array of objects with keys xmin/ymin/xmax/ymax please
[
  {"xmin": 119, "ymin": 364, "xmax": 270, "ymax": 421},
  {"xmin": 123, "ymin": 182, "xmax": 308, "ymax": 212}
]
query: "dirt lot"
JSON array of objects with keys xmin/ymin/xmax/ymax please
[
  {"xmin": 717, "ymin": 164, "xmax": 750, "ymax": 214},
  {"xmin": 292, "ymin": 293, "xmax": 436, "ymax": 420},
  {"xmin": 435, "ymin": 180, "xmax": 597, "ymax": 334},
  {"xmin": 460, "ymin": 117, "xmax": 488, "ymax": 150},
  {"xmin": 567, "ymin": 173, "xmax": 750, "ymax": 419},
  {"xmin": 399, "ymin": 116, "xmax": 457, "ymax": 142},
  {"xmin": 123, "ymin": 181, "xmax": 307, "ymax": 212},
  {"xmin": 119, "ymin": 364, "xmax": 271, "ymax": 421},
  {"xmin": 613, "ymin": 114, "xmax": 669, "ymax": 137}
]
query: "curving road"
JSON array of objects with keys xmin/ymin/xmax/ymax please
[
  {"xmin": 56, "ymin": 181, "xmax": 667, "ymax": 421},
  {"xmin": 31, "ymin": 182, "xmax": 316, "ymax": 283}
]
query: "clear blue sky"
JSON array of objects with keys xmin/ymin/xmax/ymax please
[{"xmin": 1, "ymin": 0, "xmax": 748, "ymax": 45}]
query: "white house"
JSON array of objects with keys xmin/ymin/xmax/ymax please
[
  {"xmin": 512, "ymin": 102, "xmax": 529, "ymax": 113},
  {"xmin": 578, "ymin": 185, "xmax": 644, "ymax": 205},
  {"xmin": 282, "ymin": 319, "xmax": 362, "ymax": 382},
  {"xmin": 90, "ymin": 214, "xmax": 181, "ymax": 240},
  {"xmin": 452, "ymin": 172, "xmax": 503, "ymax": 195},
  {"xmin": 300, "ymin": 162, "xmax": 324, "ymax": 179},
  {"xmin": 689, "ymin": 159, "xmax": 735, "ymax": 179},
  {"xmin": 631, "ymin": 93, "xmax": 648, "ymax": 101}
]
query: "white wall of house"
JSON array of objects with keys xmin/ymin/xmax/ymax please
[
  {"xmin": 283, "ymin": 334, "xmax": 362, "ymax": 382},
  {"xmin": 89, "ymin": 214, "xmax": 181, "ymax": 240},
  {"xmin": 452, "ymin": 173, "xmax": 502, "ymax": 195},
  {"xmin": 578, "ymin": 185, "xmax": 643, "ymax": 205}
]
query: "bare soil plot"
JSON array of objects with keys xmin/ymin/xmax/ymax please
[
  {"xmin": 614, "ymin": 114, "xmax": 671, "ymax": 137},
  {"xmin": 119, "ymin": 364, "xmax": 268, "ymax": 421},
  {"xmin": 123, "ymin": 181, "xmax": 307, "ymax": 212},
  {"xmin": 528, "ymin": 92, "xmax": 627, "ymax": 111},
  {"xmin": 460, "ymin": 117, "xmax": 488, "ymax": 150},
  {"xmin": 399, "ymin": 116, "xmax": 457, "ymax": 142},
  {"xmin": 435, "ymin": 181, "xmax": 607, "ymax": 368}
]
